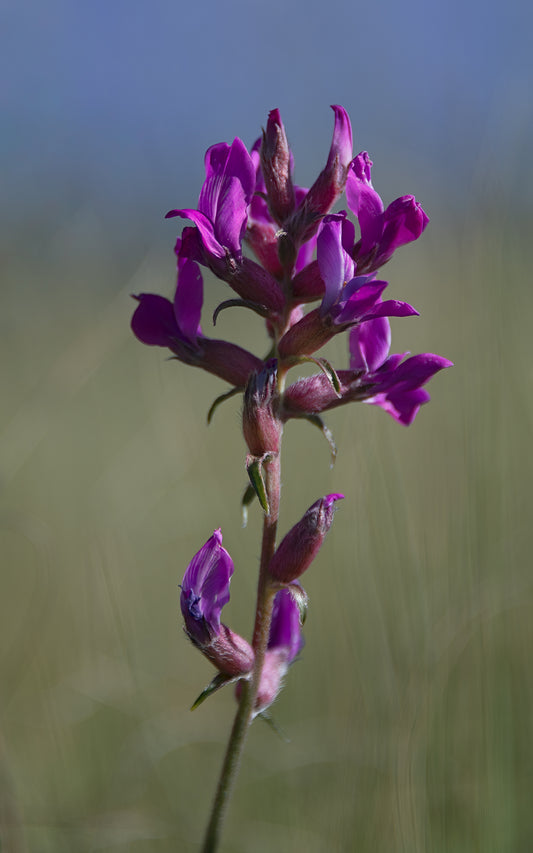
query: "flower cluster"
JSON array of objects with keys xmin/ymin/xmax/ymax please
[
  {"xmin": 132, "ymin": 106, "xmax": 451, "ymax": 714},
  {"xmin": 180, "ymin": 497, "xmax": 341, "ymax": 713}
]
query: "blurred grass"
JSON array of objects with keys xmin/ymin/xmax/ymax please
[{"xmin": 1, "ymin": 200, "xmax": 531, "ymax": 852}]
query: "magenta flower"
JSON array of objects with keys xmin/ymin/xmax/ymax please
[
  {"xmin": 346, "ymin": 152, "xmax": 429, "ymax": 274},
  {"xmin": 180, "ymin": 530, "xmax": 254, "ymax": 677},
  {"xmin": 167, "ymin": 138, "xmax": 256, "ymax": 261},
  {"xmin": 281, "ymin": 316, "xmax": 452, "ymax": 426},
  {"xmin": 131, "ymin": 258, "xmax": 263, "ymax": 388},
  {"xmin": 167, "ymin": 139, "xmax": 284, "ymax": 312},
  {"xmin": 278, "ymin": 216, "xmax": 417, "ymax": 359},
  {"xmin": 268, "ymin": 588, "xmax": 303, "ymax": 664},
  {"xmin": 348, "ymin": 318, "xmax": 453, "ymax": 424},
  {"xmin": 249, "ymin": 588, "xmax": 304, "ymax": 715}
]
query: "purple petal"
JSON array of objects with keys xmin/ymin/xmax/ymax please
[
  {"xmin": 199, "ymin": 138, "xmax": 255, "ymax": 255},
  {"xmin": 332, "ymin": 280, "xmax": 388, "ymax": 325},
  {"xmin": 174, "ymin": 259, "xmax": 203, "ymax": 345},
  {"xmin": 363, "ymin": 299, "xmax": 419, "ymax": 320},
  {"xmin": 349, "ymin": 317, "xmax": 391, "ymax": 372},
  {"xmin": 268, "ymin": 589, "xmax": 303, "ymax": 663},
  {"xmin": 166, "ymin": 208, "xmax": 223, "ymax": 258},
  {"xmin": 294, "ymin": 233, "xmax": 317, "ymax": 275},
  {"xmin": 384, "ymin": 353, "xmax": 454, "ymax": 388},
  {"xmin": 346, "ymin": 153, "xmax": 384, "ymax": 253},
  {"xmin": 199, "ymin": 142, "xmax": 233, "ymax": 221},
  {"xmin": 131, "ymin": 293, "xmax": 179, "ymax": 347},
  {"xmin": 375, "ymin": 195, "xmax": 430, "ymax": 264},
  {"xmin": 317, "ymin": 217, "xmax": 353, "ymax": 314},
  {"xmin": 369, "ymin": 387, "xmax": 431, "ymax": 425},
  {"xmin": 180, "ymin": 529, "xmax": 234, "ymax": 641},
  {"xmin": 213, "ymin": 174, "xmax": 250, "ymax": 256},
  {"xmin": 325, "ymin": 105, "xmax": 353, "ymax": 172}
]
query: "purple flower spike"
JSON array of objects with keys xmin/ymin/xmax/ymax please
[
  {"xmin": 268, "ymin": 494, "xmax": 344, "ymax": 584},
  {"xmin": 346, "ymin": 153, "xmax": 429, "ymax": 274},
  {"xmin": 166, "ymin": 137, "xmax": 256, "ymax": 261},
  {"xmin": 181, "ymin": 530, "xmax": 254, "ymax": 677}
]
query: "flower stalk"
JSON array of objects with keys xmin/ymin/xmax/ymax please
[{"xmin": 131, "ymin": 105, "xmax": 451, "ymax": 853}]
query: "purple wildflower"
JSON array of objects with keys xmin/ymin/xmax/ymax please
[
  {"xmin": 281, "ymin": 316, "xmax": 452, "ymax": 426},
  {"xmin": 278, "ymin": 216, "xmax": 417, "ymax": 358},
  {"xmin": 131, "ymin": 258, "xmax": 262, "ymax": 388},
  {"xmin": 346, "ymin": 152, "xmax": 429, "ymax": 274},
  {"xmin": 249, "ymin": 589, "xmax": 304, "ymax": 715},
  {"xmin": 167, "ymin": 139, "xmax": 284, "ymax": 312},
  {"xmin": 167, "ymin": 138, "xmax": 256, "ymax": 261},
  {"xmin": 180, "ymin": 530, "xmax": 254, "ymax": 677}
]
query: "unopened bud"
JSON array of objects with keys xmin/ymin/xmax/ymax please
[
  {"xmin": 260, "ymin": 109, "xmax": 296, "ymax": 225},
  {"xmin": 243, "ymin": 359, "xmax": 282, "ymax": 455},
  {"xmin": 286, "ymin": 106, "xmax": 353, "ymax": 247},
  {"xmin": 268, "ymin": 494, "xmax": 344, "ymax": 583}
]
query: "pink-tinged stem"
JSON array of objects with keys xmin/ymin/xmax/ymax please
[{"xmin": 200, "ymin": 452, "xmax": 281, "ymax": 853}]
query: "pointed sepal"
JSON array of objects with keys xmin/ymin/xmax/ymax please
[
  {"xmin": 190, "ymin": 672, "xmax": 238, "ymax": 711},
  {"xmin": 304, "ymin": 413, "xmax": 337, "ymax": 467},
  {"xmin": 213, "ymin": 298, "xmax": 272, "ymax": 326},
  {"xmin": 241, "ymin": 482, "xmax": 257, "ymax": 527},
  {"xmin": 207, "ymin": 386, "xmax": 242, "ymax": 424},
  {"xmin": 257, "ymin": 710, "xmax": 291, "ymax": 742},
  {"xmin": 287, "ymin": 582, "xmax": 309, "ymax": 625},
  {"xmin": 246, "ymin": 453, "xmax": 273, "ymax": 515}
]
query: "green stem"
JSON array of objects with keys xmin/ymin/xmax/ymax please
[{"xmin": 200, "ymin": 453, "xmax": 281, "ymax": 853}]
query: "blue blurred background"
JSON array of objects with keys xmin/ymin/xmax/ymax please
[{"xmin": 2, "ymin": 1, "xmax": 532, "ymax": 851}]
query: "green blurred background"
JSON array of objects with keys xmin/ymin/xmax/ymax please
[{"xmin": 2, "ymin": 1, "xmax": 532, "ymax": 850}]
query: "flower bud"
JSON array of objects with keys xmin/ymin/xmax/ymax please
[
  {"xmin": 260, "ymin": 109, "xmax": 296, "ymax": 225},
  {"xmin": 242, "ymin": 359, "xmax": 282, "ymax": 456},
  {"xmin": 268, "ymin": 494, "xmax": 344, "ymax": 583},
  {"xmin": 286, "ymin": 106, "xmax": 353, "ymax": 247},
  {"xmin": 180, "ymin": 530, "xmax": 254, "ymax": 677}
]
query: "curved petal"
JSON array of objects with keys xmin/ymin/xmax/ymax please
[
  {"xmin": 363, "ymin": 299, "xmax": 419, "ymax": 320},
  {"xmin": 131, "ymin": 293, "xmax": 179, "ymax": 346},
  {"xmin": 214, "ymin": 175, "xmax": 250, "ymax": 256},
  {"xmin": 317, "ymin": 216, "xmax": 355, "ymax": 315},
  {"xmin": 180, "ymin": 529, "xmax": 234, "ymax": 639},
  {"xmin": 165, "ymin": 208, "xmax": 223, "ymax": 258},
  {"xmin": 369, "ymin": 387, "xmax": 431, "ymax": 425},
  {"xmin": 332, "ymin": 281, "xmax": 388, "ymax": 325},
  {"xmin": 174, "ymin": 259, "xmax": 203, "ymax": 345},
  {"xmin": 349, "ymin": 317, "xmax": 391, "ymax": 372},
  {"xmin": 346, "ymin": 153, "xmax": 384, "ymax": 253},
  {"xmin": 269, "ymin": 589, "xmax": 303, "ymax": 663},
  {"xmin": 325, "ymin": 105, "xmax": 353, "ymax": 172}
]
